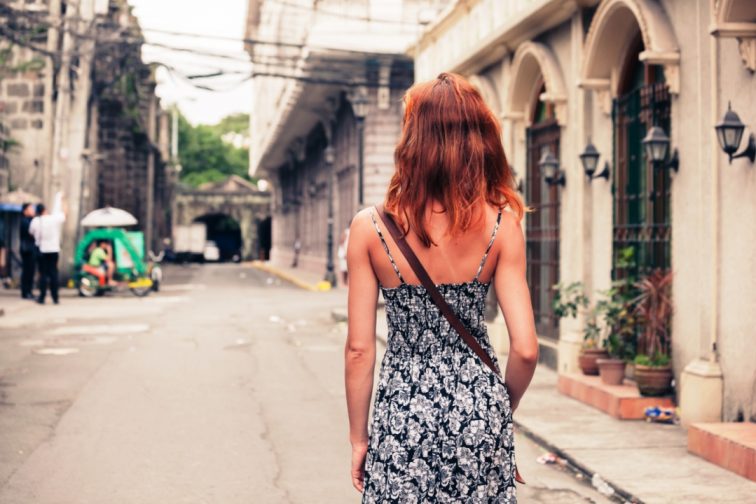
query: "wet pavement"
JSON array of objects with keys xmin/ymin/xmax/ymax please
[{"xmin": 0, "ymin": 264, "xmax": 612, "ymax": 503}]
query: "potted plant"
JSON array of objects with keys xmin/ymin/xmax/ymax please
[
  {"xmin": 578, "ymin": 317, "xmax": 606, "ymax": 375},
  {"xmin": 632, "ymin": 270, "xmax": 674, "ymax": 396},
  {"xmin": 552, "ymin": 282, "xmax": 607, "ymax": 375},
  {"xmin": 595, "ymin": 248, "xmax": 639, "ymax": 386}
]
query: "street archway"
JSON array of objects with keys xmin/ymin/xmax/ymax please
[
  {"xmin": 193, "ymin": 213, "xmax": 242, "ymax": 261},
  {"xmin": 173, "ymin": 175, "xmax": 271, "ymax": 261}
]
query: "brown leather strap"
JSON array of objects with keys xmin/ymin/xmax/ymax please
[{"xmin": 376, "ymin": 205, "xmax": 501, "ymax": 377}]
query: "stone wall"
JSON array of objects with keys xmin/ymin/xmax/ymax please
[
  {"xmin": 0, "ymin": 46, "xmax": 52, "ymax": 199},
  {"xmin": 90, "ymin": 5, "xmax": 169, "ymax": 252}
]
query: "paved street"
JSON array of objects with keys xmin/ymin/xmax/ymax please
[{"xmin": 0, "ymin": 264, "xmax": 611, "ymax": 503}]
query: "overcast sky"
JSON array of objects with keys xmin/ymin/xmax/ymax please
[{"xmin": 129, "ymin": 0, "xmax": 252, "ymax": 125}]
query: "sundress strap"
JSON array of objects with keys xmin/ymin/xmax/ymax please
[
  {"xmin": 370, "ymin": 209, "xmax": 405, "ymax": 283},
  {"xmin": 474, "ymin": 208, "xmax": 503, "ymax": 281}
]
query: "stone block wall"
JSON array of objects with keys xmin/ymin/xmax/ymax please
[{"xmin": 0, "ymin": 47, "xmax": 51, "ymax": 198}]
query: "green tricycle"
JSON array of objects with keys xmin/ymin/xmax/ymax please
[{"xmin": 73, "ymin": 227, "xmax": 156, "ymax": 298}]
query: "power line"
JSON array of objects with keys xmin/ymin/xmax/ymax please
[{"xmin": 264, "ymin": 0, "xmax": 427, "ymax": 27}]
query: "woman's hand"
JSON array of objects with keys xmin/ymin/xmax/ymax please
[{"xmin": 350, "ymin": 441, "xmax": 368, "ymax": 492}]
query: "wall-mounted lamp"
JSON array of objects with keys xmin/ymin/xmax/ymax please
[
  {"xmin": 539, "ymin": 150, "xmax": 565, "ymax": 186},
  {"xmin": 351, "ymin": 92, "xmax": 369, "ymax": 120},
  {"xmin": 715, "ymin": 102, "xmax": 756, "ymax": 165},
  {"xmin": 324, "ymin": 145, "xmax": 335, "ymax": 165},
  {"xmin": 642, "ymin": 126, "xmax": 679, "ymax": 172},
  {"xmin": 579, "ymin": 140, "xmax": 610, "ymax": 181}
]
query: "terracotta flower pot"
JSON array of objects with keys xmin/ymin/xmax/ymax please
[
  {"xmin": 596, "ymin": 358, "xmax": 626, "ymax": 385},
  {"xmin": 625, "ymin": 362, "xmax": 636, "ymax": 381},
  {"xmin": 578, "ymin": 348, "xmax": 609, "ymax": 376},
  {"xmin": 635, "ymin": 364, "xmax": 673, "ymax": 396}
]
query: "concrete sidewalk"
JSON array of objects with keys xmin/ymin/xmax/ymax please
[{"xmin": 514, "ymin": 366, "xmax": 756, "ymax": 503}]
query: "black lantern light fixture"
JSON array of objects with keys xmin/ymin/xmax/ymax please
[
  {"xmin": 715, "ymin": 102, "xmax": 756, "ymax": 164},
  {"xmin": 539, "ymin": 150, "xmax": 565, "ymax": 186},
  {"xmin": 579, "ymin": 139, "xmax": 609, "ymax": 180},
  {"xmin": 642, "ymin": 125, "xmax": 679, "ymax": 172},
  {"xmin": 324, "ymin": 145, "xmax": 335, "ymax": 165},
  {"xmin": 352, "ymin": 92, "xmax": 369, "ymax": 120}
]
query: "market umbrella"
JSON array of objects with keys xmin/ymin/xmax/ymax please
[
  {"xmin": 80, "ymin": 207, "xmax": 138, "ymax": 227},
  {"xmin": 0, "ymin": 189, "xmax": 42, "ymax": 212}
]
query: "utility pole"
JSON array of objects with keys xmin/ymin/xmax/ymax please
[
  {"xmin": 51, "ymin": 0, "xmax": 101, "ymax": 270},
  {"xmin": 145, "ymin": 85, "xmax": 157, "ymax": 253},
  {"xmin": 42, "ymin": 0, "xmax": 62, "ymax": 203}
]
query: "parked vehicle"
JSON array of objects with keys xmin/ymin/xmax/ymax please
[
  {"xmin": 203, "ymin": 240, "xmax": 220, "ymax": 262},
  {"xmin": 173, "ymin": 223, "xmax": 207, "ymax": 262}
]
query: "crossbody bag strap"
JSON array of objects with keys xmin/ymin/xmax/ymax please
[
  {"xmin": 376, "ymin": 204, "xmax": 525, "ymax": 486},
  {"xmin": 376, "ymin": 205, "xmax": 501, "ymax": 377}
]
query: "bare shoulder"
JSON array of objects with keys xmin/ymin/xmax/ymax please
[
  {"xmin": 348, "ymin": 207, "xmax": 378, "ymax": 249},
  {"xmin": 495, "ymin": 209, "xmax": 525, "ymax": 258},
  {"xmin": 498, "ymin": 209, "xmax": 523, "ymax": 235}
]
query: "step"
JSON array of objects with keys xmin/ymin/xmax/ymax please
[
  {"xmin": 688, "ymin": 422, "xmax": 756, "ymax": 482},
  {"xmin": 557, "ymin": 372, "xmax": 674, "ymax": 420}
]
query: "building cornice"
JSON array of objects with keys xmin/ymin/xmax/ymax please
[{"xmin": 412, "ymin": 0, "xmax": 580, "ymax": 80}]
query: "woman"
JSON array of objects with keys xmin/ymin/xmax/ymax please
[{"xmin": 344, "ymin": 73, "xmax": 538, "ymax": 503}]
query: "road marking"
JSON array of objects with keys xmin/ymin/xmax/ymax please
[
  {"xmin": 47, "ymin": 323, "xmax": 150, "ymax": 336},
  {"xmin": 34, "ymin": 347, "xmax": 80, "ymax": 356}
]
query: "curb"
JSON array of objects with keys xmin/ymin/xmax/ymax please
[
  {"xmin": 512, "ymin": 420, "xmax": 642, "ymax": 503},
  {"xmin": 246, "ymin": 261, "xmax": 331, "ymax": 292}
]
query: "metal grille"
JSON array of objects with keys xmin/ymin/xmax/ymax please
[
  {"xmin": 526, "ymin": 121, "xmax": 560, "ymax": 340},
  {"xmin": 613, "ymin": 83, "xmax": 671, "ymax": 277}
]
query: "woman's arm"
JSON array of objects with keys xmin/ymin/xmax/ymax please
[
  {"xmin": 344, "ymin": 210, "xmax": 379, "ymax": 492},
  {"xmin": 493, "ymin": 212, "xmax": 539, "ymax": 412}
]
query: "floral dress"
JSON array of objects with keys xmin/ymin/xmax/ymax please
[{"xmin": 363, "ymin": 209, "xmax": 517, "ymax": 503}]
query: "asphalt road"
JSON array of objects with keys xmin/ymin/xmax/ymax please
[{"xmin": 0, "ymin": 264, "xmax": 611, "ymax": 503}]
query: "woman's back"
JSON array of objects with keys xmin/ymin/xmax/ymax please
[{"xmin": 344, "ymin": 73, "xmax": 537, "ymax": 504}]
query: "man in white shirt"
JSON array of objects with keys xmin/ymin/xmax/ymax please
[{"xmin": 29, "ymin": 192, "xmax": 66, "ymax": 304}]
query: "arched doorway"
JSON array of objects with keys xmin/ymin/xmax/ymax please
[
  {"xmin": 193, "ymin": 213, "xmax": 242, "ymax": 262},
  {"xmin": 526, "ymin": 83, "xmax": 561, "ymax": 341},
  {"xmin": 613, "ymin": 35, "xmax": 672, "ymax": 277},
  {"xmin": 507, "ymin": 42, "xmax": 567, "ymax": 344}
]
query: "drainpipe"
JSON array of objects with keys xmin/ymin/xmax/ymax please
[{"xmin": 709, "ymin": 14, "xmax": 720, "ymax": 364}]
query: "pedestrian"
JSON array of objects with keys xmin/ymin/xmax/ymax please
[
  {"xmin": 291, "ymin": 238, "xmax": 301, "ymax": 268},
  {"xmin": 337, "ymin": 227, "xmax": 349, "ymax": 286},
  {"xmin": 29, "ymin": 192, "xmax": 65, "ymax": 305},
  {"xmin": 344, "ymin": 73, "xmax": 538, "ymax": 503},
  {"xmin": 19, "ymin": 202, "xmax": 37, "ymax": 300}
]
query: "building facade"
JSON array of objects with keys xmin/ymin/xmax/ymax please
[
  {"xmin": 245, "ymin": 0, "xmax": 446, "ymax": 280},
  {"xmin": 413, "ymin": 0, "xmax": 755, "ymax": 423},
  {"xmin": 0, "ymin": 0, "xmax": 174, "ymax": 271}
]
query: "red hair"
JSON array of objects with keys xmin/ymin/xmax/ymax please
[{"xmin": 385, "ymin": 72, "xmax": 524, "ymax": 247}]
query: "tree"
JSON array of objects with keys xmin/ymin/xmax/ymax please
[{"xmin": 177, "ymin": 112, "xmax": 252, "ymax": 187}]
